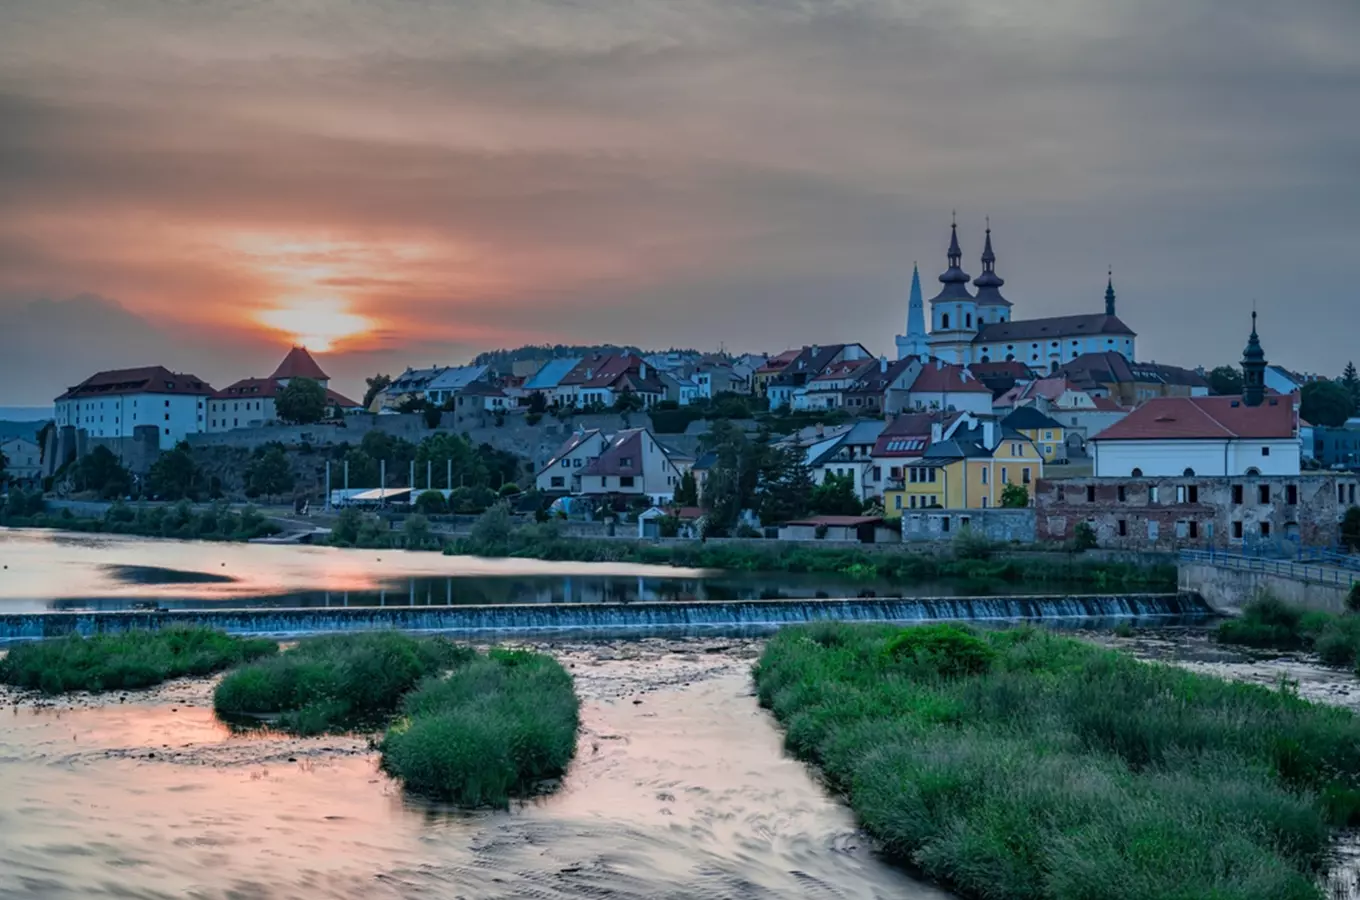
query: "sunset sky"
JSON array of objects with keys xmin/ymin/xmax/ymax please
[{"xmin": 1, "ymin": 0, "xmax": 1357, "ymax": 405}]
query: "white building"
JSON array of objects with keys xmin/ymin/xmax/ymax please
[
  {"xmin": 424, "ymin": 365, "xmax": 492, "ymax": 406},
  {"xmin": 577, "ymin": 428, "xmax": 693, "ymax": 504},
  {"xmin": 55, "ymin": 366, "xmax": 213, "ymax": 449},
  {"xmin": 536, "ymin": 429, "xmax": 608, "ymax": 494},
  {"xmin": 1091, "ymin": 395, "xmax": 1300, "ymax": 477},
  {"xmin": 901, "ymin": 360, "xmax": 993, "ymax": 416},
  {"xmin": 207, "ymin": 348, "xmax": 360, "ymax": 432},
  {"xmin": 1, "ymin": 436, "xmax": 42, "ymax": 484}
]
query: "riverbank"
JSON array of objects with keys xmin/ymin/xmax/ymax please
[
  {"xmin": 754, "ymin": 623, "xmax": 1360, "ymax": 900},
  {"xmin": 0, "ymin": 501, "xmax": 280, "ymax": 542}
]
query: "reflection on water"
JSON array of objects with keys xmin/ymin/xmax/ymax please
[
  {"xmin": 0, "ymin": 528, "xmax": 1036, "ymax": 613},
  {"xmin": 0, "ymin": 641, "xmax": 950, "ymax": 900}
]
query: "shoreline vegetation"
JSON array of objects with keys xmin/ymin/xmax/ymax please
[
  {"xmin": 0, "ymin": 628, "xmax": 278, "ymax": 694},
  {"xmin": 1218, "ymin": 591, "xmax": 1360, "ymax": 669},
  {"xmin": 754, "ymin": 623, "xmax": 1360, "ymax": 900},
  {"xmin": 214, "ymin": 632, "xmax": 578, "ymax": 806},
  {"xmin": 0, "ymin": 492, "xmax": 280, "ymax": 542}
]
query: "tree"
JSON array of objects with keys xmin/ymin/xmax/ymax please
[
  {"xmin": 342, "ymin": 448, "xmax": 380, "ymax": 488},
  {"xmin": 276, "ymin": 377, "xmax": 327, "ymax": 424},
  {"xmin": 415, "ymin": 433, "xmax": 482, "ymax": 490},
  {"xmin": 77, "ymin": 447, "xmax": 133, "ymax": 499},
  {"xmin": 1207, "ymin": 366, "xmax": 1243, "ymax": 396},
  {"xmin": 145, "ymin": 442, "xmax": 202, "ymax": 500},
  {"xmin": 1342, "ymin": 362, "xmax": 1360, "ymax": 415},
  {"xmin": 613, "ymin": 389, "xmax": 644, "ymax": 413},
  {"xmin": 362, "ymin": 374, "xmax": 392, "ymax": 410},
  {"xmin": 1301, "ymin": 380, "xmax": 1354, "ymax": 428},
  {"xmin": 699, "ymin": 421, "xmax": 762, "ymax": 533},
  {"xmin": 244, "ymin": 445, "xmax": 295, "ymax": 500},
  {"xmin": 1343, "ymin": 506, "xmax": 1360, "ymax": 553},
  {"xmin": 809, "ymin": 472, "xmax": 863, "ymax": 517},
  {"xmin": 527, "ymin": 391, "xmax": 548, "ymax": 415},
  {"xmin": 755, "ymin": 446, "xmax": 812, "ymax": 525},
  {"xmin": 0, "ymin": 448, "xmax": 8, "ymax": 487},
  {"xmin": 999, "ymin": 482, "xmax": 1030, "ymax": 508},
  {"xmin": 673, "ymin": 469, "xmax": 699, "ymax": 506},
  {"xmin": 414, "ymin": 490, "xmax": 448, "ymax": 515}
]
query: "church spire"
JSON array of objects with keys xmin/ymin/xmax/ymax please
[
  {"xmin": 896, "ymin": 263, "xmax": 930, "ymax": 361},
  {"xmin": 1241, "ymin": 310, "xmax": 1267, "ymax": 407},
  {"xmin": 1105, "ymin": 268, "xmax": 1117, "ymax": 317},
  {"xmin": 939, "ymin": 214, "xmax": 970, "ymax": 287},
  {"xmin": 972, "ymin": 219, "xmax": 1010, "ymax": 310}
]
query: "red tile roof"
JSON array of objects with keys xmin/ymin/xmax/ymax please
[
  {"xmin": 1091, "ymin": 395, "xmax": 1296, "ymax": 441},
  {"xmin": 271, "ymin": 347, "xmax": 329, "ymax": 382},
  {"xmin": 910, "ymin": 362, "xmax": 991, "ymax": 394},
  {"xmin": 213, "ymin": 377, "xmax": 358, "ymax": 409},
  {"xmin": 872, "ymin": 412, "xmax": 945, "ymax": 456},
  {"xmin": 57, "ymin": 366, "xmax": 214, "ymax": 400},
  {"xmin": 755, "ymin": 349, "xmax": 802, "ymax": 375}
]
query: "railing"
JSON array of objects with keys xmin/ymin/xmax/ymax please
[
  {"xmin": 1296, "ymin": 546, "xmax": 1360, "ymax": 573},
  {"xmin": 1179, "ymin": 549, "xmax": 1359, "ymax": 588}
]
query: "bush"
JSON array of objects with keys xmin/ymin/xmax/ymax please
[
  {"xmin": 1218, "ymin": 594, "xmax": 1309, "ymax": 650},
  {"xmin": 214, "ymin": 632, "xmax": 472, "ymax": 734},
  {"xmin": 754, "ymin": 624, "xmax": 1360, "ymax": 900},
  {"xmin": 498, "ymin": 482, "xmax": 521, "ymax": 497},
  {"xmin": 379, "ymin": 649, "xmax": 578, "ymax": 807},
  {"xmin": 0, "ymin": 628, "xmax": 277, "ymax": 694},
  {"xmin": 413, "ymin": 490, "xmax": 448, "ymax": 515},
  {"xmin": 467, "ymin": 502, "xmax": 514, "ymax": 551},
  {"xmin": 403, "ymin": 513, "xmax": 435, "ymax": 549},
  {"xmin": 1348, "ymin": 581, "xmax": 1360, "ymax": 614},
  {"xmin": 1073, "ymin": 521, "xmax": 1098, "ymax": 551},
  {"xmin": 883, "ymin": 624, "xmax": 995, "ymax": 677},
  {"xmin": 952, "ymin": 526, "xmax": 995, "ymax": 561}
]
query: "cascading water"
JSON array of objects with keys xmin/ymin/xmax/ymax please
[{"xmin": 0, "ymin": 593, "xmax": 1211, "ymax": 641}]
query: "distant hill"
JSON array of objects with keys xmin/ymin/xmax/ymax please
[
  {"xmin": 472, "ymin": 344, "xmax": 646, "ymax": 372},
  {"xmin": 0, "ymin": 421, "xmax": 49, "ymax": 441}
]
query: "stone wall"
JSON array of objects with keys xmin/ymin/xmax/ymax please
[
  {"xmin": 1181, "ymin": 562, "xmax": 1354, "ymax": 615},
  {"xmin": 901, "ymin": 508, "xmax": 1036, "ymax": 543},
  {"xmin": 1034, "ymin": 473, "xmax": 1360, "ymax": 551},
  {"xmin": 44, "ymin": 424, "xmax": 163, "ymax": 477}
]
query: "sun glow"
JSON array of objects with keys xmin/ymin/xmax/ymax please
[{"xmin": 256, "ymin": 297, "xmax": 371, "ymax": 351}]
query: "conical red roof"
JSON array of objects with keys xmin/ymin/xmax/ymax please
[{"xmin": 271, "ymin": 346, "xmax": 328, "ymax": 381}]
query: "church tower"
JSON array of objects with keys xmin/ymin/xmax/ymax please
[
  {"xmin": 972, "ymin": 221, "xmax": 1011, "ymax": 325},
  {"xmin": 1241, "ymin": 311, "xmax": 1267, "ymax": 407},
  {"xmin": 895, "ymin": 263, "xmax": 930, "ymax": 360},
  {"xmin": 1105, "ymin": 269, "xmax": 1117, "ymax": 317},
  {"xmin": 926, "ymin": 218, "xmax": 979, "ymax": 364}
]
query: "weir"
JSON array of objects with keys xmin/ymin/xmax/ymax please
[{"xmin": 0, "ymin": 593, "xmax": 1211, "ymax": 641}]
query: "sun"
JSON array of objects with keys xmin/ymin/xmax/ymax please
[{"xmin": 257, "ymin": 297, "xmax": 371, "ymax": 352}]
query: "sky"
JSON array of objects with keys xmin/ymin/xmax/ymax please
[{"xmin": 1, "ymin": 0, "xmax": 1358, "ymax": 406}]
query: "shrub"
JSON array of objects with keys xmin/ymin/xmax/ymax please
[
  {"xmin": 213, "ymin": 632, "xmax": 472, "ymax": 734},
  {"xmin": 1218, "ymin": 594, "xmax": 1308, "ymax": 650},
  {"xmin": 0, "ymin": 628, "xmax": 277, "ymax": 694},
  {"xmin": 403, "ymin": 513, "xmax": 434, "ymax": 549},
  {"xmin": 413, "ymin": 490, "xmax": 448, "ymax": 515},
  {"xmin": 952, "ymin": 526, "xmax": 995, "ymax": 561},
  {"xmin": 467, "ymin": 502, "xmax": 514, "ymax": 550},
  {"xmin": 498, "ymin": 482, "xmax": 521, "ymax": 497},
  {"xmin": 1073, "ymin": 521, "xmax": 1098, "ymax": 551},
  {"xmin": 883, "ymin": 624, "xmax": 996, "ymax": 677},
  {"xmin": 1348, "ymin": 581, "xmax": 1360, "ymax": 614},
  {"xmin": 379, "ymin": 650, "xmax": 579, "ymax": 807}
]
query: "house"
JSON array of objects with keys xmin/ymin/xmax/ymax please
[
  {"xmin": 55, "ymin": 366, "xmax": 214, "ymax": 449},
  {"xmin": 968, "ymin": 360, "xmax": 1036, "ymax": 399},
  {"xmin": 1001, "ymin": 406, "xmax": 1067, "ymax": 462},
  {"xmin": 901, "ymin": 360, "xmax": 993, "ymax": 415},
  {"xmin": 1264, "ymin": 365, "xmax": 1325, "ymax": 397},
  {"xmin": 638, "ymin": 505, "xmax": 704, "ymax": 539},
  {"xmin": 763, "ymin": 344, "xmax": 872, "ymax": 410},
  {"xmin": 693, "ymin": 362, "xmax": 751, "ymax": 399},
  {"xmin": 690, "ymin": 451, "xmax": 718, "ymax": 500},
  {"xmin": 779, "ymin": 515, "xmax": 893, "ymax": 543},
  {"xmin": 846, "ymin": 357, "xmax": 922, "ymax": 415},
  {"xmin": 1, "ymin": 436, "xmax": 42, "ymax": 484},
  {"xmin": 659, "ymin": 371, "xmax": 703, "ymax": 406},
  {"xmin": 807, "ymin": 420, "xmax": 888, "ymax": 501},
  {"xmin": 536, "ymin": 429, "xmax": 608, "ymax": 494},
  {"xmin": 871, "ymin": 412, "xmax": 939, "ymax": 501},
  {"xmin": 522, "ymin": 358, "xmax": 582, "ymax": 408},
  {"xmin": 383, "ymin": 367, "xmax": 448, "ymax": 409},
  {"xmin": 452, "ymin": 381, "xmax": 511, "ymax": 413},
  {"xmin": 881, "ymin": 414, "xmax": 1044, "ymax": 512},
  {"xmin": 424, "ymin": 365, "xmax": 492, "ymax": 406},
  {"xmin": 797, "ymin": 359, "xmax": 877, "ymax": 410},
  {"xmin": 577, "ymin": 428, "xmax": 693, "ymax": 503},
  {"xmin": 1056, "ymin": 352, "xmax": 1210, "ymax": 406},
  {"xmin": 207, "ymin": 348, "xmax": 360, "ymax": 432},
  {"xmin": 1313, "ymin": 419, "xmax": 1360, "ymax": 470},
  {"xmin": 561, "ymin": 354, "xmax": 666, "ymax": 409},
  {"xmin": 753, "ymin": 349, "xmax": 803, "ymax": 398}
]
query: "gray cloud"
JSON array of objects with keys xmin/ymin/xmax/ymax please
[{"xmin": 0, "ymin": 0, "xmax": 1358, "ymax": 404}]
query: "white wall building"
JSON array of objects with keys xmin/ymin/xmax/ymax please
[
  {"xmin": 577, "ymin": 428, "xmax": 692, "ymax": 503},
  {"xmin": 55, "ymin": 367, "xmax": 213, "ymax": 449},
  {"xmin": 1, "ymin": 437, "xmax": 42, "ymax": 483},
  {"xmin": 536, "ymin": 429, "xmax": 608, "ymax": 494}
]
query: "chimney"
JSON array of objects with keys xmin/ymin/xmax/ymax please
[
  {"xmin": 640, "ymin": 363, "xmax": 647, "ymax": 378},
  {"xmin": 935, "ymin": 359, "xmax": 944, "ymax": 371},
  {"xmin": 982, "ymin": 418, "xmax": 997, "ymax": 449},
  {"xmin": 880, "ymin": 355, "xmax": 888, "ymax": 373},
  {"xmin": 816, "ymin": 423, "xmax": 825, "ymax": 438},
  {"xmin": 811, "ymin": 345, "xmax": 820, "ymax": 355},
  {"xmin": 930, "ymin": 421, "xmax": 943, "ymax": 443}
]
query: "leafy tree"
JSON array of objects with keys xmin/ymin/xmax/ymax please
[
  {"xmin": 1207, "ymin": 366, "xmax": 1243, "ymax": 396},
  {"xmin": 360, "ymin": 431, "xmax": 418, "ymax": 482},
  {"xmin": 468, "ymin": 502, "xmax": 513, "ymax": 547},
  {"xmin": 77, "ymin": 446, "xmax": 132, "ymax": 499},
  {"xmin": 276, "ymin": 377, "xmax": 327, "ymax": 424},
  {"xmin": 999, "ymin": 482, "xmax": 1030, "ymax": 508},
  {"xmin": 414, "ymin": 433, "xmax": 482, "ymax": 490},
  {"xmin": 527, "ymin": 391, "xmax": 548, "ymax": 415},
  {"xmin": 414, "ymin": 490, "xmax": 448, "ymax": 515},
  {"xmin": 1342, "ymin": 362, "xmax": 1360, "ymax": 415},
  {"xmin": 613, "ymin": 389, "xmax": 644, "ymax": 413},
  {"xmin": 1301, "ymin": 380, "xmax": 1354, "ymax": 428},
  {"xmin": 699, "ymin": 421, "xmax": 762, "ymax": 533},
  {"xmin": 145, "ymin": 442, "xmax": 202, "ymax": 500},
  {"xmin": 1343, "ymin": 506, "xmax": 1360, "ymax": 553},
  {"xmin": 333, "ymin": 507, "xmax": 363, "ymax": 544},
  {"xmin": 362, "ymin": 374, "xmax": 392, "ymax": 410},
  {"xmin": 755, "ymin": 446, "xmax": 812, "ymax": 525},
  {"xmin": 809, "ymin": 472, "xmax": 863, "ymax": 517},
  {"xmin": 342, "ymin": 448, "xmax": 380, "ymax": 488},
  {"xmin": 244, "ymin": 445, "xmax": 295, "ymax": 500},
  {"xmin": 673, "ymin": 469, "xmax": 699, "ymax": 506},
  {"xmin": 1073, "ymin": 521, "xmax": 1098, "ymax": 551},
  {"xmin": 403, "ymin": 513, "xmax": 434, "ymax": 549},
  {"xmin": 423, "ymin": 405, "xmax": 443, "ymax": 429},
  {"xmin": 0, "ymin": 448, "xmax": 8, "ymax": 487}
]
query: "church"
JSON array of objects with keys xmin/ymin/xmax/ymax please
[{"xmin": 896, "ymin": 222, "xmax": 1136, "ymax": 372}]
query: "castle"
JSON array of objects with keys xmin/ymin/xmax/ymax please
[{"xmin": 896, "ymin": 221, "xmax": 1136, "ymax": 372}]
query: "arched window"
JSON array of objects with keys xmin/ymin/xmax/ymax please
[
  {"xmin": 1131, "ymin": 467, "xmax": 1144, "ymax": 477},
  {"xmin": 1245, "ymin": 467, "xmax": 1261, "ymax": 476},
  {"xmin": 1183, "ymin": 468, "xmax": 1195, "ymax": 477},
  {"xmin": 1005, "ymin": 354, "xmax": 1015, "ymax": 362},
  {"xmin": 942, "ymin": 314, "xmax": 951, "ymax": 329},
  {"xmin": 980, "ymin": 355, "xmax": 991, "ymax": 364},
  {"xmin": 1049, "ymin": 361, "xmax": 1059, "ymax": 374}
]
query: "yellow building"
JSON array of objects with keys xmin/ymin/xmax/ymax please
[
  {"xmin": 1001, "ymin": 406, "xmax": 1067, "ymax": 462},
  {"xmin": 883, "ymin": 425, "xmax": 1044, "ymax": 512}
]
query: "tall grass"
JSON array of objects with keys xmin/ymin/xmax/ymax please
[
  {"xmin": 0, "ymin": 627, "xmax": 277, "ymax": 694},
  {"xmin": 1219, "ymin": 595, "xmax": 1360, "ymax": 669},
  {"xmin": 754, "ymin": 623, "xmax": 1360, "ymax": 900},
  {"xmin": 380, "ymin": 648, "xmax": 579, "ymax": 807},
  {"xmin": 213, "ymin": 632, "xmax": 474, "ymax": 734}
]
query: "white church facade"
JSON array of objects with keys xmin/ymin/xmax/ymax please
[{"xmin": 897, "ymin": 222, "xmax": 1136, "ymax": 372}]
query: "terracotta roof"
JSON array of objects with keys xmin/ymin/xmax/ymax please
[
  {"xmin": 974, "ymin": 314, "xmax": 1135, "ymax": 343},
  {"xmin": 57, "ymin": 366, "xmax": 214, "ymax": 401},
  {"xmin": 910, "ymin": 362, "xmax": 991, "ymax": 394},
  {"xmin": 1091, "ymin": 395, "xmax": 1296, "ymax": 441},
  {"xmin": 872, "ymin": 412, "xmax": 941, "ymax": 457},
  {"xmin": 1090, "ymin": 396, "xmax": 1131, "ymax": 412},
  {"xmin": 214, "ymin": 377, "xmax": 356, "ymax": 408},
  {"xmin": 784, "ymin": 515, "xmax": 884, "ymax": 527},
  {"xmin": 755, "ymin": 349, "xmax": 802, "ymax": 375},
  {"xmin": 271, "ymin": 347, "xmax": 329, "ymax": 382}
]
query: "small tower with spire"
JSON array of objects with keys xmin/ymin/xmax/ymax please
[
  {"xmin": 927, "ymin": 214, "xmax": 979, "ymax": 364},
  {"xmin": 1241, "ymin": 311, "xmax": 1267, "ymax": 407},
  {"xmin": 896, "ymin": 263, "xmax": 930, "ymax": 361},
  {"xmin": 972, "ymin": 218, "xmax": 1012, "ymax": 324},
  {"xmin": 1104, "ymin": 269, "xmax": 1117, "ymax": 317}
]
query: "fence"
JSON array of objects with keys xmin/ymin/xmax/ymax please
[{"xmin": 1179, "ymin": 549, "xmax": 1359, "ymax": 588}]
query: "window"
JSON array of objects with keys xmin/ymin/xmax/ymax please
[
  {"xmin": 620, "ymin": 476, "xmax": 635, "ymax": 488},
  {"xmin": 1044, "ymin": 431, "xmax": 1053, "ymax": 441},
  {"xmin": 928, "ymin": 469, "xmax": 937, "ymax": 484},
  {"xmin": 1022, "ymin": 467, "xmax": 1031, "ymax": 484},
  {"xmin": 573, "ymin": 458, "xmax": 583, "ymax": 468},
  {"xmin": 1149, "ymin": 486, "xmax": 1159, "ymax": 504},
  {"xmin": 1148, "ymin": 521, "xmax": 1159, "ymax": 540},
  {"xmin": 164, "ymin": 413, "xmax": 170, "ymax": 421},
  {"xmin": 1260, "ymin": 522, "xmax": 1271, "ymax": 538},
  {"xmin": 1231, "ymin": 485, "xmax": 1244, "ymax": 504},
  {"xmin": 981, "ymin": 497, "xmax": 989, "ymax": 508},
  {"xmin": 872, "ymin": 466, "xmax": 882, "ymax": 482},
  {"xmin": 909, "ymin": 496, "xmax": 917, "ymax": 509},
  {"xmin": 620, "ymin": 456, "xmax": 633, "ymax": 467},
  {"xmin": 1176, "ymin": 521, "xmax": 1188, "ymax": 539},
  {"xmin": 966, "ymin": 313, "xmax": 972, "ymax": 328},
  {"xmin": 895, "ymin": 496, "xmax": 903, "ymax": 510},
  {"xmin": 942, "ymin": 314, "xmax": 951, "ymax": 329},
  {"xmin": 561, "ymin": 459, "xmax": 571, "ymax": 468},
  {"xmin": 1262, "ymin": 446, "xmax": 1271, "ymax": 456},
  {"xmin": 1118, "ymin": 519, "xmax": 1127, "ymax": 536},
  {"xmin": 1232, "ymin": 521, "xmax": 1244, "ymax": 539},
  {"xmin": 1177, "ymin": 486, "xmax": 1186, "ymax": 503},
  {"xmin": 910, "ymin": 469, "xmax": 918, "ymax": 484},
  {"xmin": 1258, "ymin": 485, "xmax": 1270, "ymax": 504},
  {"xmin": 1011, "ymin": 443, "xmax": 1021, "ymax": 456},
  {"xmin": 551, "ymin": 476, "xmax": 565, "ymax": 489},
  {"xmin": 1117, "ymin": 485, "xmax": 1126, "ymax": 502},
  {"xmin": 1286, "ymin": 484, "xmax": 1298, "ymax": 505},
  {"xmin": 1189, "ymin": 521, "xmax": 1199, "ymax": 539},
  {"xmin": 1189, "ymin": 485, "xmax": 1199, "ymax": 503},
  {"xmin": 981, "ymin": 468, "xmax": 989, "ymax": 485},
  {"xmin": 1001, "ymin": 467, "xmax": 1009, "ymax": 484},
  {"xmin": 1086, "ymin": 485, "xmax": 1096, "ymax": 502}
]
